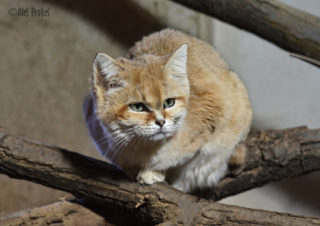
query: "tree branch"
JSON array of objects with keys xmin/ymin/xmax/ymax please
[
  {"xmin": 1, "ymin": 127, "xmax": 320, "ymax": 224},
  {"xmin": 170, "ymin": 0, "xmax": 320, "ymax": 68},
  {"xmin": 0, "ymin": 199, "xmax": 110, "ymax": 226},
  {"xmin": 1, "ymin": 128, "xmax": 320, "ymax": 224},
  {"xmin": 1, "ymin": 198, "xmax": 320, "ymax": 226}
]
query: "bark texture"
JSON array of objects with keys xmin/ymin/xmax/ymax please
[
  {"xmin": 1, "ymin": 199, "xmax": 320, "ymax": 226},
  {"xmin": 0, "ymin": 199, "xmax": 111, "ymax": 226},
  {"xmin": 170, "ymin": 0, "xmax": 320, "ymax": 67},
  {"xmin": 1, "ymin": 127, "xmax": 320, "ymax": 225}
]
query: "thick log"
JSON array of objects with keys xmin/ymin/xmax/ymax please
[
  {"xmin": 0, "ymin": 127, "xmax": 320, "ymax": 225},
  {"xmin": 170, "ymin": 0, "xmax": 320, "ymax": 67}
]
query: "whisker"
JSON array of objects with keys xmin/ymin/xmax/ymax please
[
  {"xmin": 96, "ymin": 127, "xmax": 133, "ymax": 146},
  {"xmin": 109, "ymin": 129, "xmax": 136, "ymax": 161},
  {"xmin": 111, "ymin": 136, "xmax": 135, "ymax": 162}
]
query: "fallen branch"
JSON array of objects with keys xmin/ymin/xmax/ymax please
[
  {"xmin": 170, "ymin": 0, "xmax": 320, "ymax": 67},
  {"xmin": 0, "ymin": 127, "xmax": 320, "ymax": 224}
]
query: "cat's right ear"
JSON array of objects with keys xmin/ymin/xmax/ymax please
[
  {"xmin": 164, "ymin": 44, "xmax": 188, "ymax": 78},
  {"xmin": 92, "ymin": 53, "xmax": 125, "ymax": 97}
]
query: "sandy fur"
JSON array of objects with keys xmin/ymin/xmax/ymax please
[{"xmin": 83, "ymin": 29, "xmax": 252, "ymax": 192}]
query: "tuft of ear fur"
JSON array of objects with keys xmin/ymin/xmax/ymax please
[
  {"xmin": 92, "ymin": 53, "xmax": 126, "ymax": 99},
  {"xmin": 93, "ymin": 53, "xmax": 121, "ymax": 80},
  {"xmin": 164, "ymin": 44, "xmax": 188, "ymax": 78}
]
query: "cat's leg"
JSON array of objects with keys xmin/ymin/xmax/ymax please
[
  {"xmin": 137, "ymin": 141, "xmax": 198, "ymax": 186},
  {"xmin": 137, "ymin": 169, "xmax": 165, "ymax": 185},
  {"xmin": 170, "ymin": 131, "xmax": 241, "ymax": 192},
  {"xmin": 170, "ymin": 152, "xmax": 229, "ymax": 192}
]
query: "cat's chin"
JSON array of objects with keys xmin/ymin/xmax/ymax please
[{"xmin": 147, "ymin": 132, "xmax": 173, "ymax": 142}]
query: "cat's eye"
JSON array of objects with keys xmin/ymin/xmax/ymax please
[
  {"xmin": 129, "ymin": 103, "xmax": 148, "ymax": 112},
  {"xmin": 163, "ymin": 98, "xmax": 175, "ymax": 109}
]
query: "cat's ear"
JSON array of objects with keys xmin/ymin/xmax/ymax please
[
  {"xmin": 92, "ymin": 53, "xmax": 126, "ymax": 97},
  {"xmin": 164, "ymin": 44, "xmax": 188, "ymax": 78},
  {"xmin": 93, "ymin": 53, "xmax": 124, "ymax": 84}
]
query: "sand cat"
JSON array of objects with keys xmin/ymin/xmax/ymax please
[{"xmin": 83, "ymin": 29, "xmax": 252, "ymax": 192}]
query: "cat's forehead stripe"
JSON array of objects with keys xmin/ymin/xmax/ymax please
[{"xmin": 139, "ymin": 76, "xmax": 163, "ymax": 110}]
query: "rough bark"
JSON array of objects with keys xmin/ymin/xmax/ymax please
[
  {"xmin": 170, "ymin": 0, "xmax": 320, "ymax": 67},
  {"xmin": 0, "ymin": 197, "xmax": 145, "ymax": 226},
  {"xmin": 1, "ymin": 199, "xmax": 320, "ymax": 226},
  {"xmin": 1, "ymin": 127, "xmax": 320, "ymax": 224},
  {"xmin": 0, "ymin": 199, "xmax": 111, "ymax": 226}
]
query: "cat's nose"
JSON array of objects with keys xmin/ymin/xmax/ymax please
[{"xmin": 155, "ymin": 119, "xmax": 165, "ymax": 127}]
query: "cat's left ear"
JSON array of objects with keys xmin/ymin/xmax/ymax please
[
  {"xmin": 93, "ymin": 53, "xmax": 125, "ymax": 84},
  {"xmin": 92, "ymin": 53, "xmax": 126, "ymax": 98},
  {"xmin": 164, "ymin": 44, "xmax": 188, "ymax": 78}
]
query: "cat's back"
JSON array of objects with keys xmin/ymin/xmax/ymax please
[{"xmin": 129, "ymin": 29, "xmax": 228, "ymax": 71}]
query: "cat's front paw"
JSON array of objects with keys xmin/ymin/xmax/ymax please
[{"xmin": 137, "ymin": 170, "xmax": 165, "ymax": 185}]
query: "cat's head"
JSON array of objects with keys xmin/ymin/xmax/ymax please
[{"xmin": 92, "ymin": 44, "xmax": 189, "ymax": 142}]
